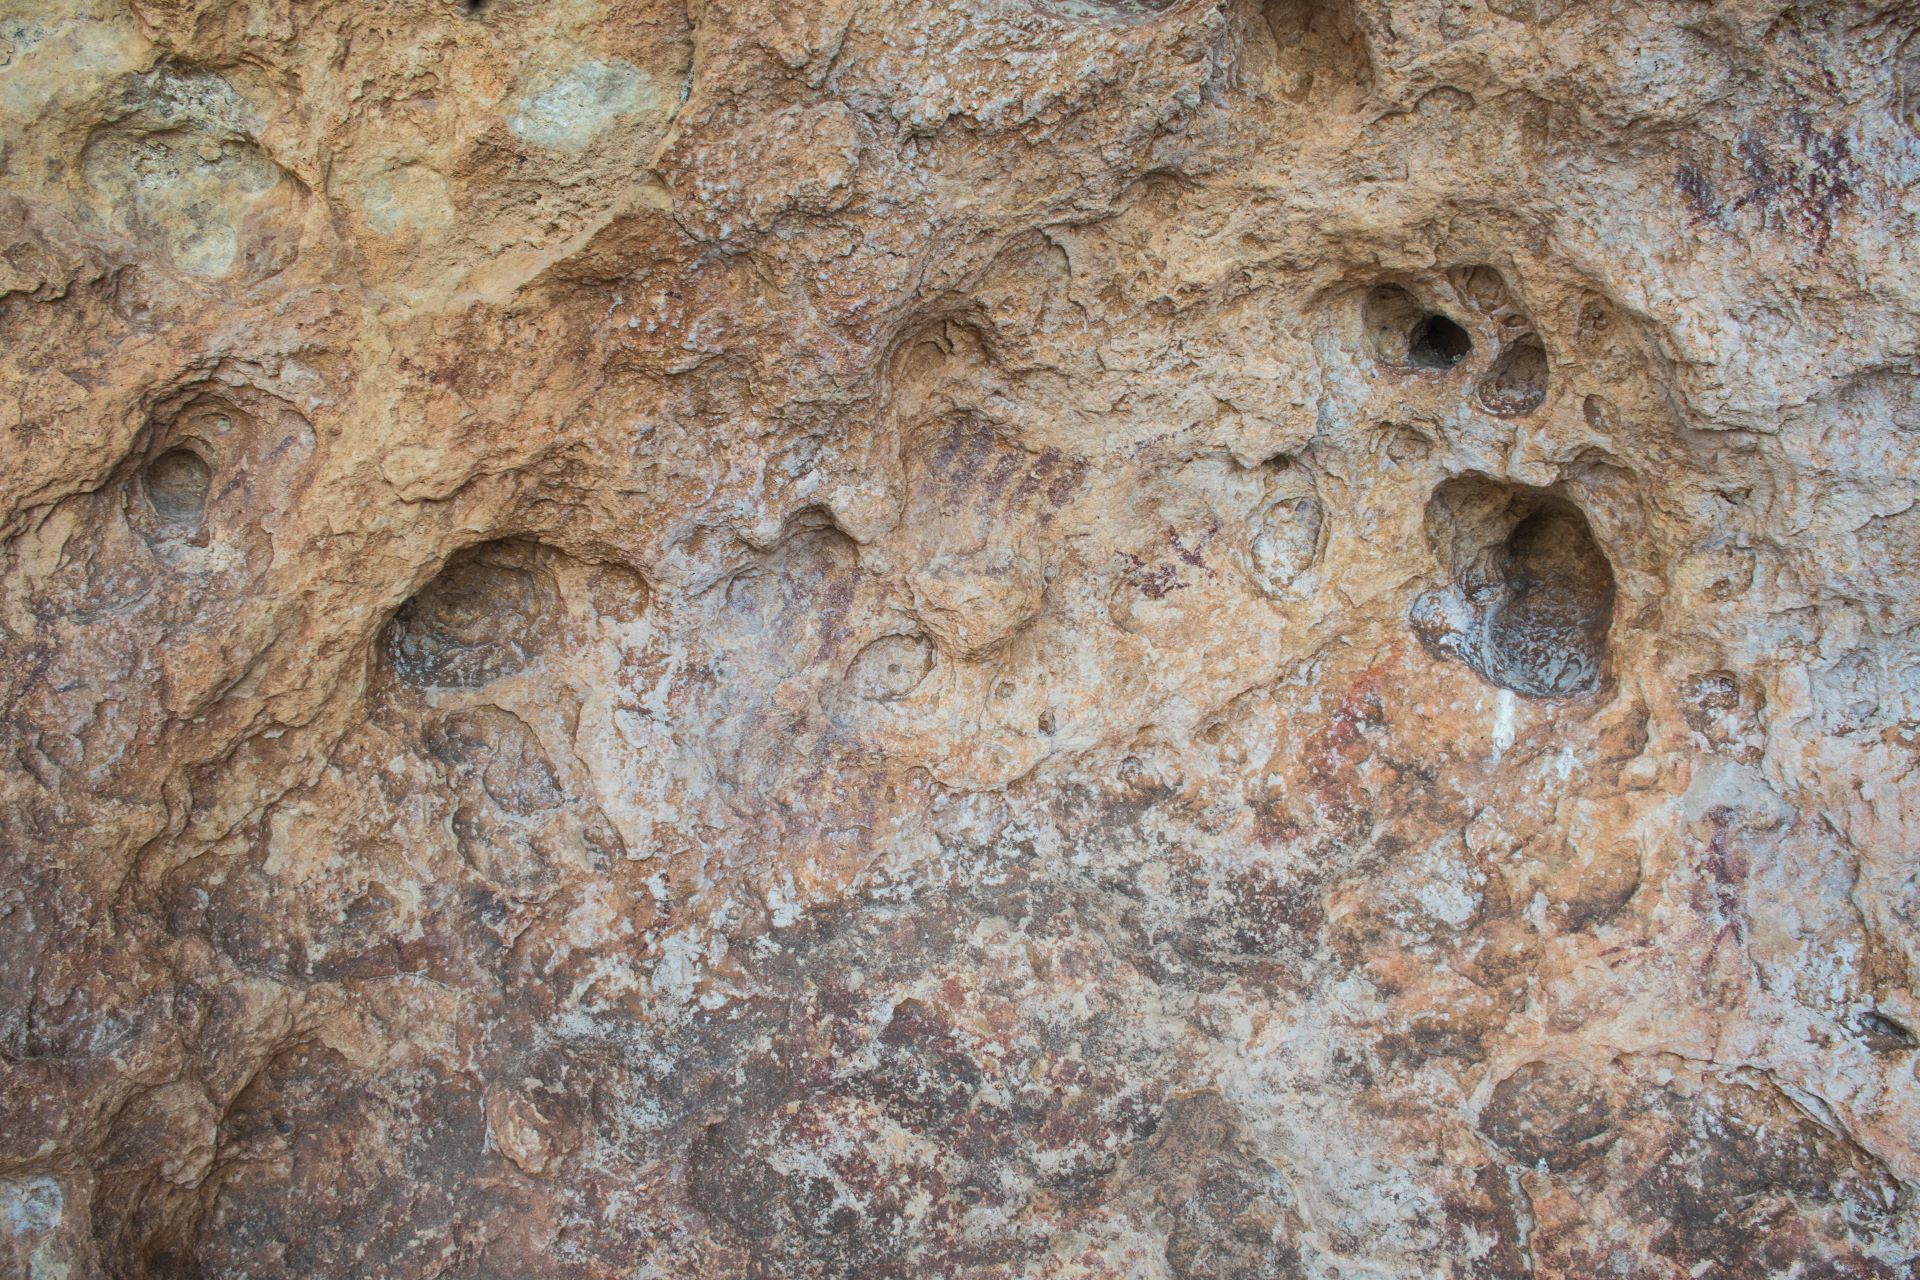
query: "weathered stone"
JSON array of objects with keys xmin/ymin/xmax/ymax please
[{"xmin": 3, "ymin": 0, "xmax": 1919, "ymax": 1274}]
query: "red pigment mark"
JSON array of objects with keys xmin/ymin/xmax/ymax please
[
  {"xmin": 809, "ymin": 568, "xmax": 858, "ymax": 664},
  {"xmin": 1675, "ymin": 112, "xmax": 1857, "ymax": 250},
  {"xmin": 982, "ymin": 448, "xmax": 1022, "ymax": 494},
  {"xmin": 1701, "ymin": 805, "xmax": 1750, "ymax": 941},
  {"xmin": 1168, "ymin": 526, "xmax": 1207, "ymax": 569},
  {"xmin": 1252, "ymin": 806, "xmax": 1304, "ymax": 848},
  {"xmin": 1676, "ymin": 161, "xmax": 1722, "ymax": 223},
  {"xmin": 1304, "ymin": 675, "xmax": 1389, "ymax": 783},
  {"xmin": 1119, "ymin": 552, "xmax": 1184, "ymax": 600},
  {"xmin": 1731, "ymin": 113, "xmax": 1855, "ymax": 250},
  {"xmin": 1044, "ymin": 457, "xmax": 1086, "ymax": 510},
  {"xmin": 1295, "ymin": 668, "xmax": 1392, "ymax": 831}
]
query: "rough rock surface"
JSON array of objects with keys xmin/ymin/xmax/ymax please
[{"xmin": 4, "ymin": 0, "xmax": 1920, "ymax": 1274}]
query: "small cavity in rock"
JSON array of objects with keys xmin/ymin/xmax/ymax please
[
  {"xmin": 384, "ymin": 542, "xmax": 560, "ymax": 689},
  {"xmin": 144, "ymin": 448, "xmax": 212, "ymax": 525},
  {"xmin": 844, "ymin": 634, "xmax": 935, "ymax": 702},
  {"xmin": 1412, "ymin": 478, "xmax": 1616, "ymax": 699},
  {"xmin": 1478, "ymin": 335, "xmax": 1549, "ymax": 415},
  {"xmin": 1364, "ymin": 285, "xmax": 1472, "ymax": 371}
]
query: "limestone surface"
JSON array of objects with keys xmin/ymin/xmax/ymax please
[{"xmin": 3, "ymin": 0, "xmax": 1920, "ymax": 1275}]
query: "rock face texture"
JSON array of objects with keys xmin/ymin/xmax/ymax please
[{"xmin": 4, "ymin": 0, "xmax": 1920, "ymax": 1274}]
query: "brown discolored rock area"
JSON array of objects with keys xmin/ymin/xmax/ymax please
[{"xmin": 3, "ymin": 0, "xmax": 1920, "ymax": 1276}]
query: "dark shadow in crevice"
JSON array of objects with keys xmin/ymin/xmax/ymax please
[{"xmin": 1363, "ymin": 285, "xmax": 1472, "ymax": 372}]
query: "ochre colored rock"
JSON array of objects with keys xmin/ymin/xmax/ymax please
[{"xmin": 3, "ymin": 0, "xmax": 1919, "ymax": 1274}]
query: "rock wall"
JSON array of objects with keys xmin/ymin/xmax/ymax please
[{"xmin": 3, "ymin": 0, "xmax": 1920, "ymax": 1274}]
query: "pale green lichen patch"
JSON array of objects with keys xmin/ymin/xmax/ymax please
[
  {"xmin": 507, "ymin": 59, "xmax": 661, "ymax": 153},
  {"xmin": 362, "ymin": 163, "xmax": 455, "ymax": 236}
]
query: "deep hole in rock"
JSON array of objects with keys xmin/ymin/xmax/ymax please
[
  {"xmin": 1414, "ymin": 478, "xmax": 1616, "ymax": 699},
  {"xmin": 143, "ymin": 448, "xmax": 211, "ymax": 524},
  {"xmin": 1479, "ymin": 335, "xmax": 1549, "ymax": 415},
  {"xmin": 1410, "ymin": 315, "xmax": 1472, "ymax": 369},
  {"xmin": 1487, "ymin": 504, "xmax": 1614, "ymax": 696},
  {"xmin": 1363, "ymin": 285, "xmax": 1472, "ymax": 371}
]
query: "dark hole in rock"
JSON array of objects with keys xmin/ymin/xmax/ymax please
[
  {"xmin": 1478, "ymin": 335, "xmax": 1549, "ymax": 415},
  {"xmin": 1486, "ymin": 504, "xmax": 1614, "ymax": 696},
  {"xmin": 1412, "ymin": 478, "xmax": 1616, "ymax": 699},
  {"xmin": 1363, "ymin": 285, "xmax": 1471, "ymax": 371},
  {"xmin": 143, "ymin": 448, "xmax": 211, "ymax": 524},
  {"xmin": 384, "ymin": 541, "xmax": 560, "ymax": 689},
  {"xmin": 1409, "ymin": 315, "xmax": 1472, "ymax": 369}
]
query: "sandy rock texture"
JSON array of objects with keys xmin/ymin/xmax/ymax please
[{"xmin": 4, "ymin": 0, "xmax": 1920, "ymax": 1274}]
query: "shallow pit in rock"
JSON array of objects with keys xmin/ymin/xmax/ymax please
[
  {"xmin": 383, "ymin": 541, "xmax": 562, "ymax": 689},
  {"xmin": 844, "ymin": 633, "xmax": 935, "ymax": 702},
  {"xmin": 142, "ymin": 448, "xmax": 211, "ymax": 526},
  {"xmin": 1259, "ymin": 0, "xmax": 1374, "ymax": 102},
  {"xmin": 1478, "ymin": 335, "xmax": 1549, "ymax": 415},
  {"xmin": 1036, "ymin": 0, "xmax": 1179, "ymax": 17}
]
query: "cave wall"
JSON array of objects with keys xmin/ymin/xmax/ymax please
[{"xmin": 3, "ymin": 0, "xmax": 1920, "ymax": 1274}]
